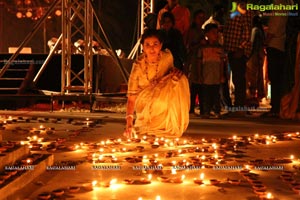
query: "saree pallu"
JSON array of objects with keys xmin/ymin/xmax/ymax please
[{"xmin": 134, "ymin": 74, "xmax": 190, "ymax": 137}]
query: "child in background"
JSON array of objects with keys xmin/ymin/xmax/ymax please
[{"xmin": 196, "ymin": 23, "xmax": 225, "ymax": 118}]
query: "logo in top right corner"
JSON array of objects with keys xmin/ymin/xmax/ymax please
[{"xmin": 230, "ymin": 1, "xmax": 299, "ymax": 18}]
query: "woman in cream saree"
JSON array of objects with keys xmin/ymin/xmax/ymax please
[{"xmin": 124, "ymin": 29, "xmax": 190, "ymax": 138}]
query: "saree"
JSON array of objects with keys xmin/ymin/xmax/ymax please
[{"xmin": 128, "ymin": 49, "xmax": 190, "ymax": 137}]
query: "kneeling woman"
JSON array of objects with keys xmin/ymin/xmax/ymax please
[{"xmin": 124, "ymin": 29, "xmax": 190, "ymax": 138}]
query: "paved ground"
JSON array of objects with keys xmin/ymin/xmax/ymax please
[{"xmin": 0, "ymin": 110, "xmax": 300, "ymax": 200}]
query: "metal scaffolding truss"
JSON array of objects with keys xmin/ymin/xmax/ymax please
[
  {"xmin": 61, "ymin": 0, "xmax": 94, "ymax": 94},
  {"xmin": 140, "ymin": 0, "xmax": 155, "ymax": 36},
  {"xmin": 1, "ymin": 0, "xmax": 147, "ymax": 95},
  {"xmin": 33, "ymin": 0, "xmax": 129, "ymax": 95},
  {"xmin": 128, "ymin": 0, "xmax": 154, "ymax": 59}
]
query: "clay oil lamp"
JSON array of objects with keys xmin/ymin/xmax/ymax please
[{"xmin": 194, "ymin": 173, "xmax": 205, "ymax": 185}]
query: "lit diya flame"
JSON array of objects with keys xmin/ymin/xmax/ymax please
[
  {"xmin": 200, "ymin": 173, "xmax": 205, "ymax": 180},
  {"xmin": 153, "ymin": 141, "xmax": 159, "ymax": 145},
  {"xmin": 290, "ymin": 155, "xmax": 295, "ymax": 160},
  {"xmin": 156, "ymin": 196, "xmax": 161, "ymax": 200},
  {"xmin": 233, "ymin": 135, "xmax": 237, "ymax": 140},
  {"xmin": 39, "ymin": 125, "xmax": 44, "ymax": 129},
  {"xmin": 148, "ymin": 174, "xmax": 152, "ymax": 180},
  {"xmin": 265, "ymin": 192, "xmax": 274, "ymax": 199},
  {"xmin": 181, "ymin": 175, "xmax": 185, "ymax": 180},
  {"xmin": 110, "ymin": 178, "xmax": 117, "ymax": 185},
  {"xmin": 212, "ymin": 143, "xmax": 217, "ymax": 150},
  {"xmin": 194, "ymin": 173, "xmax": 205, "ymax": 184},
  {"xmin": 92, "ymin": 180, "xmax": 97, "ymax": 187},
  {"xmin": 142, "ymin": 155, "xmax": 148, "ymax": 163},
  {"xmin": 112, "ymin": 156, "xmax": 118, "ymax": 162},
  {"xmin": 26, "ymin": 158, "xmax": 32, "ymax": 164},
  {"xmin": 214, "ymin": 154, "xmax": 219, "ymax": 159},
  {"xmin": 271, "ymin": 136, "xmax": 277, "ymax": 143},
  {"xmin": 255, "ymin": 134, "xmax": 259, "ymax": 138},
  {"xmin": 171, "ymin": 168, "xmax": 177, "ymax": 175}
]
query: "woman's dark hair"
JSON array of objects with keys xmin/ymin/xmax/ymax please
[
  {"xmin": 191, "ymin": 9, "xmax": 205, "ymax": 28},
  {"xmin": 140, "ymin": 29, "xmax": 163, "ymax": 44},
  {"xmin": 204, "ymin": 23, "xmax": 218, "ymax": 34},
  {"xmin": 160, "ymin": 11, "xmax": 175, "ymax": 26}
]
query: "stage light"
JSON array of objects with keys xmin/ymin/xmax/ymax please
[
  {"xmin": 36, "ymin": 7, "xmax": 44, "ymax": 18},
  {"xmin": 16, "ymin": 0, "xmax": 22, "ymax": 6},
  {"xmin": 55, "ymin": 10, "xmax": 62, "ymax": 16},
  {"xmin": 74, "ymin": 39, "xmax": 84, "ymax": 48},
  {"xmin": 26, "ymin": 10, "xmax": 33, "ymax": 18},
  {"xmin": 16, "ymin": 12, "xmax": 23, "ymax": 19},
  {"xmin": 24, "ymin": 0, "xmax": 32, "ymax": 5}
]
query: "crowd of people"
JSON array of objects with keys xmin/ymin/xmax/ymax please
[{"xmin": 124, "ymin": 0, "xmax": 300, "ymax": 138}]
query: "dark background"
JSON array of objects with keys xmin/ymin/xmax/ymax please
[{"xmin": 0, "ymin": 0, "xmax": 234, "ymax": 56}]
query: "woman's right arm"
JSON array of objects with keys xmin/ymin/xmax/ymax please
[{"xmin": 126, "ymin": 95, "xmax": 137, "ymax": 129}]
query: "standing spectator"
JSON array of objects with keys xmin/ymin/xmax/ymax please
[
  {"xmin": 202, "ymin": 4, "xmax": 225, "ymax": 45},
  {"xmin": 156, "ymin": 0, "xmax": 190, "ymax": 37},
  {"xmin": 264, "ymin": 0, "xmax": 290, "ymax": 117},
  {"xmin": 185, "ymin": 9, "xmax": 207, "ymax": 67},
  {"xmin": 202, "ymin": 4, "xmax": 225, "ymax": 29},
  {"xmin": 246, "ymin": 15, "xmax": 265, "ymax": 106},
  {"xmin": 202, "ymin": 4, "xmax": 232, "ymax": 110},
  {"xmin": 280, "ymin": 7, "xmax": 300, "ymax": 120},
  {"xmin": 223, "ymin": 0, "xmax": 253, "ymax": 110},
  {"xmin": 159, "ymin": 12, "xmax": 186, "ymax": 70},
  {"xmin": 197, "ymin": 23, "xmax": 225, "ymax": 119},
  {"xmin": 185, "ymin": 9, "xmax": 207, "ymax": 114}
]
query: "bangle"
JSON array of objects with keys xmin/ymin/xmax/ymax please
[{"xmin": 126, "ymin": 114, "xmax": 134, "ymax": 119}]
